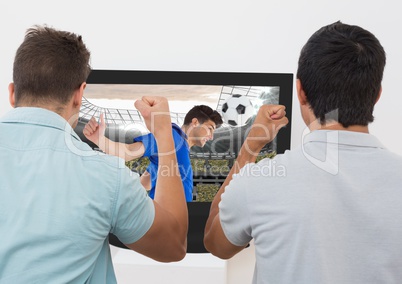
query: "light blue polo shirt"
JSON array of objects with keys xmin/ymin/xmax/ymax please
[{"xmin": 0, "ymin": 107, "xmax": 155, "ymax": 284}]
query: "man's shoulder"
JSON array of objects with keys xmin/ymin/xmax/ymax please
[
  {"xmin": 81, "ymin": 150, "xmax": 128, "ymax": 172},
  {"xmin": 172, "ymin": 123, "xmax": 187, "ymax": 138}
]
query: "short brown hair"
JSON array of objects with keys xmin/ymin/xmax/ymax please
[{"xmin": 13, "ymin": 25, "xmax": 91, "ymax": 106}]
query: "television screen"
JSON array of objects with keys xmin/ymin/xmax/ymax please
[{"xmin": 74, "ymin": 69, "xmax": 293, "ymax": 252}]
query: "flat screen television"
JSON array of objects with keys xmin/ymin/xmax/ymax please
[{"xmin": 74, "ymin": 69, "xmax": 293, "ymax": 253}]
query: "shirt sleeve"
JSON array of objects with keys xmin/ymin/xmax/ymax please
[
  {"xmin": 110, "ymin": 167, "xmax": 155, "ymax": 244},
  {"xmin": 133, "ymin": 133, "xmax": 157, "ymax": 158},
  {"xmin": 219, "ymin": 164, "xmax": 253, "ymax": 247}
]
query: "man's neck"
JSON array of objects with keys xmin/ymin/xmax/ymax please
[
  {"xmin": 16, "ymin": 102, "xmax": 77, "ymax": 127},
  {"xmin": 309, "ymin": 120, "xmax": 369, "ymax": 133},
  {"xmin": 181, "ymin": 125, "xmax": 196, "ymax": 148}
]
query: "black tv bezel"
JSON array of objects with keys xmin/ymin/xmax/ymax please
[
  {"xmin": 86, "ymin": 69, "xmax": 293, "ymax": 155},
  {"xmin": 86, "ymin": 69, "xmax": 293, "ymax": 253}
]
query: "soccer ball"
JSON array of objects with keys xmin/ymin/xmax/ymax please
[{"xmin": 221, "ymin": 94, "xmax": 255, "ymax": 127}]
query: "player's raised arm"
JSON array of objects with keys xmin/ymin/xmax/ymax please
[
  {"xmin": 125, "ymin": 96, "xmax": 188, "ymax": 261},
  {"xmin": 83, "ymin": 113, "xmax": 145, "ymax": 161}
]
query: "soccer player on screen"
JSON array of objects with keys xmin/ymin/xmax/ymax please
[{"xmin": 84, "ymin": 105, "xmax": 223, "ymax": 201}]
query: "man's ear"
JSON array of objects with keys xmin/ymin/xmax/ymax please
[
  {"xmin": 296, "ymin": 79, "xmax": 308, "ymax": 106},
  {"xmin": 73, "ymin": 82, "xmax": 86, "ymax": 108},
  {"xmin": 8, "ymin": 83, "xmax": 15, "ymax": 108},
  {"xmin": 191, "ymin": 118, "xmax": 199, "ymax": 126}
]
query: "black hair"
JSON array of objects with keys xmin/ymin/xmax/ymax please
[{"xmin": 296, "ymin": 21, "xmax": 386, "ymax": 127}]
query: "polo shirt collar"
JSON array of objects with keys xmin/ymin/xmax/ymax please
[
  {"xmin": 304, "ymin": 129, "xmax": 385, "ymax": 149},
  {"xmin": 0, "ymin": 107, "xmax": 81, "ymax": 141}
]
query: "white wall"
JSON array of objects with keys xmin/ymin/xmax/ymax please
[{"xmin": 2, "ymin": 1, "xmax": 401, "ymax": 283}]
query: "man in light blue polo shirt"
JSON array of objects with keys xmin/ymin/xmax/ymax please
[{"xmin": 0, "ymin": 25, "xmax": 188, "ymax": 284}]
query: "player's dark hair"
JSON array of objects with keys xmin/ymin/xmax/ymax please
[
  {"xmin": 13, "ymin": 25, "xmax": 91, "ymax": 107},
  {"xmin": 296, "ymin": 21, "xmax": 386, "ymax": 127},
  {"xmin": 183, "ymin": 105, "xmax": 223, "ymax": 128}
]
